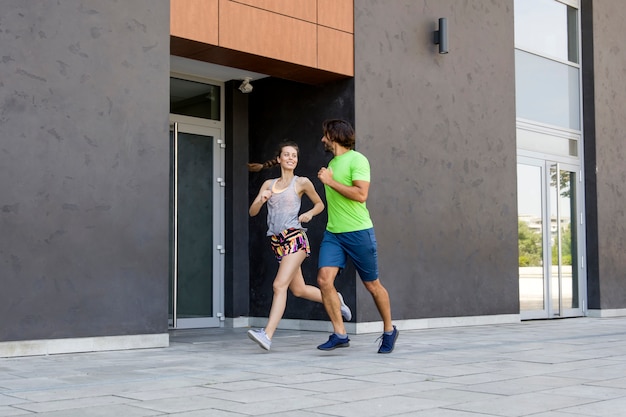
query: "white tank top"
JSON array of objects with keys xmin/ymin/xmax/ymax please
[{"xmin": 266, "ymin": 176, "xmax": 303, "ymax": 236}]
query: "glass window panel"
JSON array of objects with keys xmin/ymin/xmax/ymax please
[
  {"xmin": 549, "ymin": 168, "xmax": 579, "ymax": 310},
  {"xmin": 170, "ymin": 78, "xmax": 221, "ymax": 120},
  {"xmin": 515, "ymin": 50, "xmax": 580, "ymax": 130},
  {"xmin": 518, "ymin": 164, "xmax": 545, "ymax": 311},
  {"xmin": 515, "ymin": 0, "xmax": 579, "ymax": 63},
  {"xmin": 177, "ymin": 132, "xmax": 214, "ymax": 318},
  {"xmin": 567, "ymin": 7, "xmax": 579, "ymax": 63},
  {"xmin": 517, "ymin": 128, "xmax": 578, "ymax": 157}
]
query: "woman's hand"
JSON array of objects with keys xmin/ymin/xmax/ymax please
[
  {"xmin": 249, "ymin": 180, "xmax": 273, "ymax": 217},
  {"xmin": 260, "ymin": 189, "xmax": 271, "ymax": 202},
  {"xmin": 298, "ymin": 212, "xmax": 313, "ymax": 223}
]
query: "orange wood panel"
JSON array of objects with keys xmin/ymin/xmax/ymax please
[
  {"xmin": 170, "ymin": 0, "xmax": 219, "ymax": 45},
  {"xmin": 231, "ymin": 0, "xmax": 316, "ymax": 22},
  {"xmin": 318, "ymin": 0, "xmax": 353, "ymax": 33},
  {"xmin": 317, "ymin": 26, "xmax": 354, "ymax": 76},
  {"xmin": 219, "ymin": 0, "xmax": 317, "ymax": 67}
]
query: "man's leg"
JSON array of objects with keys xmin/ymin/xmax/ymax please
[
  {"xmin": 343, "ymin": 229, "xmax": 392, "ymax": 332},
  {"xmin": 363, "ymin": 279, "xmax": 393, "ymax": 332},
  {"xmin": 316, "ymin": 231, "xmax": 350, "ymax": 350},
  {"xmin": 363, "ymin": 278, "xmax": 398, "ymax": 353},
  {"xmin": 317, "ymin": 266, "xmax": 345, "ymax": 335}
]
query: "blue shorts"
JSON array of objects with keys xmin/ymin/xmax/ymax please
[{"xmin": 318, "ymin": 228, "xmax": 379, "ymax": 282}]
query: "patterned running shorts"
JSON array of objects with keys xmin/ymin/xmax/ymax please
[{"xmin": 270, "ymin": 228, "xmax": 311, "ymax": 262}]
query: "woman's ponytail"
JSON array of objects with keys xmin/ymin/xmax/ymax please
[
  {"xmin": 248, "ymin": 140, "xmax": 298, "ymax": 172},
  {"xmin": 247, "ymin": 159, "xmax": 279, "ymax": 172}
]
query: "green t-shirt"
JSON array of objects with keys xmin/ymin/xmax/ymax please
[{"xmin": 325, "ymin": 150, "xmax": 374, "ymax": 233}]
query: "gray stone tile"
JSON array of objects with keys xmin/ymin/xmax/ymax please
[
  {"xmin": 450, "ymin": 375, "xmax": 582, "ymax": 396},
  {"xmin": 0, "ymin": 406, "xmax": 31, "ymax": 416},
  {"xmin": 542, "ymin": 384, "xmax": 626, "ymax": 400},
  {"xmin": 130, "ymin": 395, "xmax": 243, "ymax": 414},
  {"xmin": 448, "ymin": 392, "xmax": 596, "ymax": 417},
  {"xmin": 394, "ymin": 409, "xmax": 509, "ymax": 417},
  {"xmin": 118, "ymin": 385, "xmax": 225, "ymax": 401},
  {"xmin": 0, "ymin": 396, "xmax": 28, "ymax": 407},
  {"xmin": 12, "ymin": 394, "xmax": 136, "ymax": 413},
  {"xmin": 258, "ymin": 411, "xmax": 335, "ymax": 417},
  {"xmin": 257, "ymin": 371, "xmax": 342, "ymax": 385},
  {"xmin": 559, "ymin": 396, "xmax": 626, "ymax": 417},
  {"xmin": 287, "ymin": 377, "xmax": 380, "ymax": 393},
  {"xmin": 168, "ymin": 410, "xmax": 247, "ymax": 417},
  {"xmin": 515, "ymin": 413, "xmax": 589, "ymax": 417},
  {"xmin": 551, "ymin": 363, "xmax": 626, "ymax": 381},
  {"xmin": 318, "ymin": 385, "xmax": 417, "ymax": 402},
  {"xmin": 436, "ymin": 371, "xmax": 521, "ymax": 385},
  {"xmin": 312, "ymin": 394, "xmax": 448, "ymax": 417},
  {"xmin": 352, "ymin": 370, "xmax": 432, "ymax": 384},
  {"xmin": 408, "ymin": 387, "xmax": 504, "ymax": 405},
  {"xmin": 210, "ymin": 385, "xmax": 315, "ymax": 403},
  {"xmin": 9, "ymin": 376, "xmax": 215, "ymax": 402},
  {"xmin": 23, "ymin": 404, "xmax": 163, "ymax": 417},
  {"xmin": 227, "ymin": 395, "xmax": 339, "ymax": 415}
]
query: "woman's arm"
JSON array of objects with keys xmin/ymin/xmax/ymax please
[
  {"xmin": 249, "ymin": 180, "xmax": 272, "ymax": 217},
  {"xmin": 297, "ymin": 177, "xmax": 324, "ymax": 223}
]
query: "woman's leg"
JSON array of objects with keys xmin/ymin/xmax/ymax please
[
  {"xmin": 264, "ymin": 250, "xmax": 307, "ymax": 339},
  {"xmin": 288, "ymin": 267, "xmax": 323, "ymax": 303}
]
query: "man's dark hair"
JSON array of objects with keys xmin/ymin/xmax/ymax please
[{"xmin": 322, "ymin": 119, "xmax": 355, "ymax": 150}]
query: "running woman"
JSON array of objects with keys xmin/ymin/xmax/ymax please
[{"xmin": 247, "ymin": 141, "xmax": 351, "ymax": 351}]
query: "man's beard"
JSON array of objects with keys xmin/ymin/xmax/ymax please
[{"xmin": 323, "ymin": 141, "xmax": 334, "ymax": 153}]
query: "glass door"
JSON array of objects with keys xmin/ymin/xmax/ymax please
[
  {"xmin": 548, "ymin": 162, "xmax": 580, "ymax": 317},
  {"xmin": 518, "ymin": 157, "xmax": 584, "ymax": 319},
  {"xmin": 169, "ymin": 118, "xmax": 224, "ymax": 328}
]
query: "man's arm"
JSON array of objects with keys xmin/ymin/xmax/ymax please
[{"xmin": 318, "ymin": 167, "xmax": 369, "ymax": 203}]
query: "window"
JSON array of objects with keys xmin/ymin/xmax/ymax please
[
  {"xmin": 170, "ymin": 77, "xmax": 221, "ymax": 121},
  {"xmin": 515, "ymin": 0, "xmax": 579, "ymax": 63},
  {"xmin": 515, "ymin": 50, "xmax": 580, "ymax": 130}
]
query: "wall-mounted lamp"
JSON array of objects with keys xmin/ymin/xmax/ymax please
[
  {"xmin": 433, "ymin": 18, "xmax": 448, "ymax": 54},
  {"xmin": 239, "ymin": 77, "xmax": 253, "ymax": 93}
]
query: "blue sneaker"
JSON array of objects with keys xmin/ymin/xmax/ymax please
[
  {"xmin": 337, "ymin": 292, "xmax": 352, "ymax": 321},
  {"xmin": 317, "ymin": 334, "xmax": 350, "ymax": 351},
  {"xmin": 377, "ymin": 326, "xmax": 399, "ymax": 354}
]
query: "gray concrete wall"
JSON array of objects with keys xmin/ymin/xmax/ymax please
[
  {"xmin": 354, "ymin": 0, "xmax": 519, "ymax": 320},
  {"xmin": 0, "ymin": 1, "xmax": 171, "ymax": 341},
  {"xmin": 583, "ymin": 0, "xmax": 626, "ymax": 309}
]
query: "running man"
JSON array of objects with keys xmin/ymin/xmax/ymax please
[{"xmin": 315, "ymin": 119, "xmax": 398, "ymax": 354}]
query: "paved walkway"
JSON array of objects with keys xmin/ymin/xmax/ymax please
[{"xmin": 2, "ymin": 317, "xmax": 626, "ymax": 416}]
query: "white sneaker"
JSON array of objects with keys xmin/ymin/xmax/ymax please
[
  {"xmin": 337, "ymin": 292, "xmax": 352, "ymax": 321},
  {"xmin": 247, "ymin": 328, "xmax": 271, "ymax": 351}
]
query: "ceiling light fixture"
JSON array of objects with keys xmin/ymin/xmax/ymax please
[{"xmin": 239, "ymin": 77, "xmax": 253, "ymax": 93}]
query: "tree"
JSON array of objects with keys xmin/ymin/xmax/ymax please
[
  {"xmin": 552, "ymin": 224, "xmax": 572, "ymax": 265},
  {"xmin": 518, "ymin": 221, "xmax": 542, "ymax": 267}
]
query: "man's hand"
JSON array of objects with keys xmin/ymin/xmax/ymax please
[
  {"xmin": 317, "ymin": 167, "xmax": 333, "ymax": 185},
  {"xmin": 318, "ymin": 166, "xmax": 370, "ymax": 203}
]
